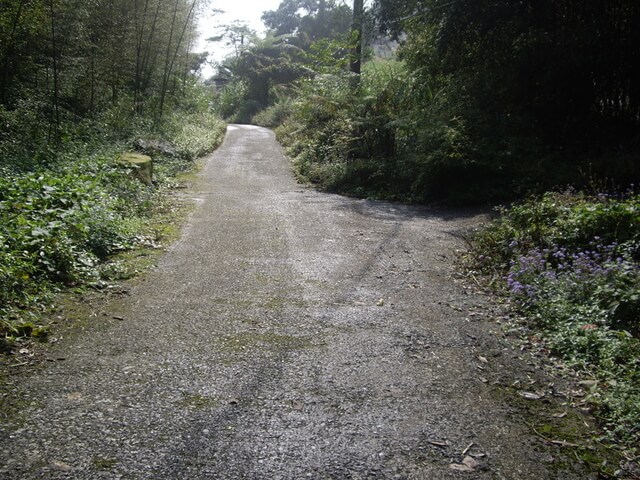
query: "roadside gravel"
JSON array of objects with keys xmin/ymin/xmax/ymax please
[{"xmin": 0, "ymin": 125, "xmax": 599, "ymax": 479}]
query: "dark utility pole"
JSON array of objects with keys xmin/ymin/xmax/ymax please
[{"xmin": 350, "ymin": 0, "xmax": 364, "ymax": 75}]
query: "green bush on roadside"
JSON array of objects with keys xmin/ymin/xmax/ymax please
[
  {"xmin": 0, "ymin": 107, "xmax": 226, "ymax": 347},
  {"xmin": 470, "ymin": 190, "xmax": 640, "ymax": 443},
  {"xmin": 0, "ymin": 159, "xmax": 147, "ymax": 339},
  {"xmin": 274, "ymin": 61, "xmax": 415, "ymax": 200}
]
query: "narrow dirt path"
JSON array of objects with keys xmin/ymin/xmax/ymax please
[{"xmin": 1, "ymin": 126, "xmax": 595, "ymax": 479}]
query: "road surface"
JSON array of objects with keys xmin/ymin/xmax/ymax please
[{"xmin": 0, "ymin": 125, "xmax": 594, "ymax": 479}]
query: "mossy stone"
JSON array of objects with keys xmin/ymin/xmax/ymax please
[{"xmin": 118, "ymin": 153, "xmax": 153, "ymax": 185}]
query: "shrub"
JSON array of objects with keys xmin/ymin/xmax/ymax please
[
  {"xmin": 276, "ymin": 61, "xmax": 417, "ymax": 200},
  {"xmin": 213, "ymin": 80, "xmax": 249, "ymax": 120},
  {"xmin": 162, "ymin": 111, "xmax": 226, "ymax": 161},
  {"xmin": 0, "ymin": 169, "xmax": 113, "ymax": 336},
  {"xmin": 0, "ymin": 107, "xmax": 227, "ymax": 344},
  {"xmin": 470, "ymin": 190, "xmax": 640, "ymax": 443},
  {"xmin": 251, "ymin": 100, "xmax": 293, "ymax": 128}
]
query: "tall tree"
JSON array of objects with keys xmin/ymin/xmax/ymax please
[
  {"xmin": 375, "ymin": 0, "xmax": 640, "ymax": 146},
  {"xmin": 1, "ymin": 0, "xmax": 209, "ymax": 139},
  {"xmin": 350, "ymin": 0, "xmax": 364, "ymax": 75},
  {"xmin": 207, "ymin": 21, "xmax": 257, "ymax": 57},
  {"xmin": 262, "ymin": 0, "xmax": 351, "ymax": 48}
]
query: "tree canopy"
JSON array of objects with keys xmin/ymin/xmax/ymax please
[
  {"xmin": 379, "ymin": 0, "xmax": 640, "ymax": 150},
  {"xmin": 211, "ymin": 0, "xmax": 360, "ymax": 122},
  {"xmin": 236, "ymin": 0, "xmax": 640, "ymax": 204},
  {"xmin": 261, "ymin": 0, "xmax": 352, "ymax": 47},
  {"xmin": 0, "ymin": 0, "xmax": 206, "ymax": 135}
]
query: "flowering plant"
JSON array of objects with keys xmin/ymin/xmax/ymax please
[{"xmin": 470, "ymin": 190, "xmax": 640, "ymax": 442}]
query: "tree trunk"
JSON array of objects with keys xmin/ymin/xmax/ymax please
[
  {"xmin": 48, "ymin": 0, "xmax": 61, "ymax": 139},
  {"xmin": 140, "ymin": 0, "xmax": 162, "ymax": 110},
  {"xmin": 157, "ymin": 0, "xmax": 180, "ymax": 121},
  {"xmin": 158, "ymin": 0, "xmax": 197, "ymax": 120},
  {"xmin": 133, "ymin": 0, "xmax": 151, "ymax": 113},
  {"xmin": 0, "ymin": 0, "xmax": 27, "ymax": 105},
  {"xmin": 350, "ymin": 0, "xmax": 364, "ymax": 76},
  {"xmin": 89, "ymin": 54, "xmax": 95, "ymax": 113}
]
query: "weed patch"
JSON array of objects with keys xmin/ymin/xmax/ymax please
[
  {"xmin": 468, "ymin": 190, "xmax": 640, "ymax": 447},
  {"xmin": 0, "ymin": 110, "xmax": 225, "ymax": 351}
]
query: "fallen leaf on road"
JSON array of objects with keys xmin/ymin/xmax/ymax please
[
  {"xmin": 376, "ymin": 299, "xmax": 385, "ymax": 307},
  {"xmin": 550, "ymin": 439, "xmax": 580, "ymax": 447},
  {"xmin": 428, "ymin": 440, "xmax": 449, "ymax": 447},
  {"xmin": 519, "ymin": 391, "xmax": 543, "ymax": 400},
  {"xmin": 52, "ymin": 460, "xmax": 73, "ymax": 472},
  {"xmin": 449, "ymin": 456, "xmax": 480, "ymax": 472}
]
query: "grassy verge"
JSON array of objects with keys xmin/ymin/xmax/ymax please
[
  {"xmin": 0, "ymin": 111, "xmax": 226, "ymax": 352},
  {"xmin": 467, "ymin": 189, "xmax": 640, "ymax": 452}
]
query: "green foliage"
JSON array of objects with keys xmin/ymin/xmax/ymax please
[
  {"xmin": 207, "ymin": 21, "xmax": 258, "ymax": 57},
  {"xmin": 472, "ymin": 191, "xmax": 640, "ymax": 268},
  {"xmin": 391, "ymin": 0, "xmax": 639, "ymax": 200},
  {"xmin": 1, "ymin": 0, "xmax": 204, "ymax": 135},
  {"xmin": 271, "ymin": 41, "xmax": 547, "ymax": 203},
  {"xmin": 0, "ymin": 98, "xmax": 226, "ymax": 347},
  {"xmin": 262, "ymin": 0, "xmax": 352, "ymax": 48},
  {"xmin": 213, "ymin": 80, "xmax": 249, "ymax": 121},
  {"xmin": 212, "ymin": 34, "xmax": 312, "ymax": 123},
  {"xmin": 277, "ymin": 59, "xmax": 456, "ymax": 201},
  {"xmin": 0, "ymin": 162, "xmax": 135, "ymax": 336},
  {"xmin": 276, "ymin": 71, "xmax": 359, "ymax": 181},
  {"xmin": 251, "ymin": 100, "xmax": 294, "ymax": 128},
  {"xmin": 212, "ymin": 0, "xmax": 358, "ymax": 124},
  {"xmin": 303, "ymin": 37, "xmax": 351, "ymax": 73},
  {"xmin": 281, "ymin": 0, "xmax": 640, "ymax": 204},
  {"xmin": 0, "ymin": 0, "xmax": 222, "ymax": 350},
  {"xmin": 470, "ymin": 191, "xmax": 640, "ymax": 443},
  {"xmin": 160, "ymin": 111, "xmax": 226, "ymax": 161}
]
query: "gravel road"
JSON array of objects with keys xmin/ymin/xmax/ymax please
[{"xmin": 0, "ymin": 125, "xmax": 597, "ymax": 479}]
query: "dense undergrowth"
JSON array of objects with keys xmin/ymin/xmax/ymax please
[
  {"xmin": 268, "ymin": 60, "xmax": 428, "ymax": 202},
  {"xmin": 215, "ymin": 43, "xmax": 453, "ymax": 203},
  {"xmin": 0, "ymin": 106, "xmax": 225, "ymax": 351},
  {"xmin": 469, "ymin": 190, "xmax": 640, "ymax": 446},
  {"xmin": 257, "ymin": 57, "xmax": 637, "ymax": 206}
]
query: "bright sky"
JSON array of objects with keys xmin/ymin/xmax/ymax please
[{"xmin": 197, "ymin": 0, "xmax": 283, "ymax": 75}]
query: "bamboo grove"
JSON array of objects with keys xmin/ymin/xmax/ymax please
[{"xmin": 0, "ymin": 0, "xmax": 206, "ymax": 141}]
